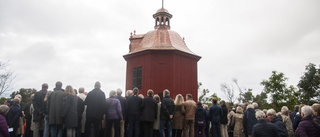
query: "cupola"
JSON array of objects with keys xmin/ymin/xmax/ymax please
[{"xmin": 153, "ymin": 8, "xmax": 172, "ymax": 29}]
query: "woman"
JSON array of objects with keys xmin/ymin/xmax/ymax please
[
  {"xmin": 61, "ymin": 85, "xmax": 78, "ymax": 137},
  {"xmin": 172, "ymin": 94, "xmax": 185, "ymax": 137},
  {"xmin": 295, "ymin": 105, "xmax": 320, "ymax": 137},
  {"xmin": 6, "ymin": 98, "xmax": 22, "ymax": 137},
  {"xmin": 195, "ymin": 102, "xmax": 206, "ymax": 137},
  {"xmin": 0, "ymin": 105, "xmax": 10, "ymax": 137},
  {"xmin": 153, "ymin": 95, "xmax": 161, "ymax": 137},
  {"xmin": 105, "ymin": 90, "xmax": 123, "ymax": 137},
  {"xmin": 43, "ymin": 90, "xmax": 52, "ymax": 137},
  {"xmin": 312, "ymin": 104, "xmax": 320, "ymax": 124},
  {"xmin": 231, "ymin": 106, "xmax": 245, "ymax": 137}
]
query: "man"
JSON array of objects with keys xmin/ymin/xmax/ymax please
[
  {"xmin": 126, "ymin": 87, "xmax": 142, "ymax": 137},
  {"xmin": 289, "ymin": 105, "xmax": 299, "ymax": 125},
  {"xmin": 183, "ymin": 94, "xmax": 196, "ymax": 137},
  {"xmin": 252, "ymin": 110, "xmax": 279, "ymax": 137},
  {"xmin": 84, "ymin": 81, "xmax": 106, "ymax": 137},
  {"xmin": 280, "ymin": 106, "xmax": 294, "ymax": 137},
  {"xmin": 140, "ymin": 89, "xmax": 158, "ymax": 137},
  {"xmin": 6, "ymin": 98, "xmax": 22, "ymax": 137},
  {"xmin": 243, "ymin": 104, "xmax": 257, "ymax": 137},
  {"xmin": 242, "ymin": 103, "xmax": 247, "ymax": 113},
  {"xmin": 209, "ymin": 98, "xmax": 222, "ymax": 137},
  {"xmin": 116, "ymin": 88, "xmax": 127, "ymax": 137},
  {"xmin": 160, "ymin": 89, "xmax": 175, "ymax": 137},
  {"xmin": 48, "ymin": 81, "xmax": 64, "ymax": 137},
  {"xmin": 77, "ymin": 88, "xmax": 86, "ymax": 137},
  {"xmin": 32, "ymin": 83, "xmax": 48, "ymax": 137},
  {"xmin": 24, "ymin": 94, "xmax": 34, "ymax": 137},
  {"xmin": 267, "ymin": 109, "xmax": 288, "ymax": 137},
  {"xmin": 219, "ymin": 100, "xmax": 228, "ymax": 137}
]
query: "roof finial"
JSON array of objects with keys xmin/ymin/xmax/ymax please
[{"xmin": 162, "ymin": 0, "xmax": 164, "ymax": 9}]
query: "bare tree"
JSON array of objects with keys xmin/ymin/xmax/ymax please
[
  {"xmin": 0, "ymin": 61, "xmax": 16, "ymax": 96},
  {"xmin": 220, "ymin": 82, "xmax": 235, "ymax": 105}
]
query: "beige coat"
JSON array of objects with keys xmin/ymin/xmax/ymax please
[
  {"xmin": 172, "ymin": 104, "xmax": 185, "ymax": 129},
  {"xmin": 231, "ymin": 112, "xmax": 245, "ymax": 137},
  {"xmin": 281, "ymin": 114, "xmax": 294, "ymax": 137},
  {"xmin": 183, "ymin": 100, "xmax": 196, "ymax": 120}
]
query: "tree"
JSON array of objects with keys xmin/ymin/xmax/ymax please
[
  {"xmin": 241, "ymin": 89, "xmax": 254, "ymax": 103},
  {"xmin": 198, "ymin": 82, "xmax": 210, "ymax": 104},
  {"xmin": 0, "ymin": 61, "xmax": 16, "ymax": 96},
  {"xmin": 297, "ymin": 63, "xmax": 320, "ymax": 105},
  {"xmin": 253, "ymin": 91, "xmax": 269, "ymax": 109},
  {"xmin": 10, "ymin": 88, "xmax": 37, "ymax": 109}
]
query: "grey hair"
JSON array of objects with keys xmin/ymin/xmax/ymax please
[
  {"xmin": 133, "ymin": 87, "xmax": 139, "ymax": 94},
  {"xmin": 116, "ymin": 88, "xmax": 122, "ymax": 95},
  {"xmin": 301, "ymin": 105, "xmax": 314, "ymax": 117},
  {"xmin": 0, "ymin": 105, "xmax": 9, "ymax": 115},
  {"xmin": 247, "ymin": 104, "xmax": 254, "ymax": 109},
  {"xmin": 256, "ymin": 110, "xmax": 265, "ymax": 120},
  {"xmin": 281, "ymin": 106, "xmax": 289, "ymax": 115},
  {"xmin": 12, "ymin": 98, "xmax": 20, "ymax": 105},
  {"xmin": 252, "ymin": 102, "xmax": 258, "ymax": 109},
  {"xmin": 163, "ymin": 89, "xmax": 170, "ymax": 96},
  {"xmin": 267, "ymin": 109, "xmax": 277, "ymax": 116},
  {"xmin": 79, "ymin": 87, "xmax": 85, "ymax": 93},
  {"xmin": 109, "ymin": 90, "xmax": 117, "ymax": 98},
  {"xmin": 94, "ymin": 81, "xmax": 101, "ymax": 88},
  {"xmin": 126, "ymin": 90, "xmax": 133, "ymax": 97}
]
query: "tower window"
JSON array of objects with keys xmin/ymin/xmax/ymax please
[{"xmin": 133, "ymin": 66, "xmax": 142, "ymax": 89}]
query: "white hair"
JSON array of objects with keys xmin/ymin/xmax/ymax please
[
  {"xmin": 256, "ymin": 110, "xmax": 265, "ymax": 120},
  {"xmin": 116, "ymin": 88, "xmax": 122, "ymax": 95},
  {"xmin": 252, "ymin": 102, "xmax": 258, "ymax": 109},
  {"xmin": 281, "ymin": 106, "xmax": 289, "ymax": 115},
  {"xmin": 301, "ymin": 106, "xmax": 314, "ymax": 117},
  {"xmin": 267, "ymin": 109, "xmax": 277, "ymax": 116},
  {"xmin": 109, "ymin": 90, "xmax": 117, "ymax": 98},
  {"xmin": 163, "ymin": 89, "xmax": 170, "ymax": 96},
  {"xmin": 247, "ymin": 104, "xmax": 254, "ymax": 109}
]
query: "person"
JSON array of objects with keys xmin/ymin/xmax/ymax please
[
  {"xmin": 61, "ymin": 85, "xmax": 78, "ymax": 137},
  {"xmin": 4, "ymin": 100, "xmax": 11, "ymax": 107},
  {"xmin": 183, "ymin": 94, "xmax": 196, "ymax": 137},
  {"xmin": 293, "ymin": 104, "xmax": 304, "ymax": 132},
  {"xmin": 231, "ymin": 107, "xmax": 245, "ymax": 137},
  {"xmin": 267, "ymin": 109, "xmax": 288, "ymax": 137},
  {"xmin": 84, "ymin": 81, "xmax": 107, "ymax": 137},
  {"xmin": 242, "ymin": 104, "xmax": 257, "ymax": 137},
  {"xmin": 126, "ymin": 87, "xmax": 142, "ymax": 137},
  {"xmin": 203, "ymin": 104, "xmax": 210, "ymax": 137},
  {"xmin": 105, "ymin": 90, "xmax": 123, "ymax": 137},
  {"xmin": 280, "ymin": 106, "xmax": 294, "ymax": 137},
  {"xmin": 43, "ymin": 91, "xmax": 52, "ymax": 137},
  {"xmin": 0, "ymin": 105, "xmax": 10, "ymax": 137},
  {"xmin": 172, "ymin": 94, "xmax": 185, "ymax": 137},
  {"xmin": 295, "ymin": 105, "xmax": 320, "ymax": 137},
  {"xmin": 251, "ymin": 110, "xmax": 278, "ymax": 137},
  {"xmin": 227, "ymin": 111, "xmax": 234, "ymax": 137},
  {"xmin": 209, "ymin": 98, "xmax": 222, "ymax": 137},
  {"xmin": 242, "ymin": 103, "xmax": 247, "ymax": 113},
  {"xmin": 140, "ymin": 89, "xmax": 158, "ymax": 137},
  {"xmin": 153, "ymin": 95, "xmax": 161, "ymax": 137},
  {"xmin": 220, "ymin": 100, "xmax": 228, "ymax": 137},
  {"xmin": 116, "ymin": 88, "xmax": 126, "ymax": 137},
  {"xmin": 124, "ymin": 90, "xmax": 133, "ymax": 137},
  {"xmin": 195, "ymin": 102, "xmax": 206, "ymax": 137},
  {"xmin": 77, "ymin": 87, "xmax": 86, "ymax": 137},
  {"xmin": 24, "ymin": 94, "xmax": 34, "ymax": 137},
  {"xmin": 6, "ymin": 98, "xmax": 22, "ymax": 137},
  {"xmin": 32, "ymin": 83, "xmax": 48, "ymax": 137},
  {"xmin": 312, "ymin": 104, "xmax": 320, "ymax": 124},
  {"xmin": 159, "ymin": 89, "xmax": 175, "ymax": 137},
  {"xmin": 252, "ymin": 103, "xmax": 259, "ymax": 111},
  {"xmin": 289, "ymin": 105, "xmax": 299, "ymax": 124},
  {"xmin": 48, "ymin": 81, "xmax": 65, "ymax": 137}
]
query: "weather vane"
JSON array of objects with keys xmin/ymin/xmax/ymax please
[{"xmin": 162, "ymin": 0, "xmax": 164, "ymax": 8}]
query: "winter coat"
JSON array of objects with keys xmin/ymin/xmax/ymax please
[
  {"xmin": 295, "ymin": 116, "xmax": 320, "ymax": 137},
  {"xmin": 209, "ymin": 104, "xmax": 222, "ymax": 123},
  {"xmin": 126, "ymin": 94, "xmax": 142, "ymax": 116},
  {"xmin": 183, "ymin": 100, "xmax": 196, "ymax": 120},
  {"xmin": 116, "ymin": 94, "xmax": 127, "ymax": 120},
  {"xmin": 281, "ymin": 114, "xmax": 294, "ymax": 137},
  {"xmin": 271, "ymin": 115, "xmax": 288, "ymax": 137},
  {"xmin": 61, "ymin": 94, "xmax": 78, "ymax": 128},
  {"xmin": 105, "ymin": 97, "xmax": 123, "ymax": 120},
  {"xmin": 48, "ymin": 88, "xmax": 64, "ymax": 124},
  {"xmin": 85, "ymin": 88, "xmax": 106, "ymax": 120},
  {"xmin": 77, "ymin": 97, "xmax": 84, "ymax": 121},
  {"xmin": 195, "ymin": 105, "xmax": 207, "ymax": 127},
  {"xmin": 243, "ymin": 108, "xmax": 257, "ymax": 135},
  {"xmin": 32, "ymin": 89, "xmax": 47, "ymax": 122},
  {"xmin": 289, "ymin": 111, "xmax": 297, "ymax": 125},
  {"xmin": 252, "ymin": 119, "xmax": 279, "ymax": 137},
  {"xmin": 30, "ymin": 104, "xmax": 44, "ymax": 131},
  {"xmin": 0, "ymin": 114, "xmax": 9, "ymax": 137},
  {"xmin": 140, "ymin": 96, "xmax": 157, "ymax": 122},
  {"xmin": 221, "ymin": 105, "xmax": 228, "ymax": 124},
  {"xmin": 293, "ymin": 113, "xmax": 302, "ymax": 132},
  {"xmin": 231, "ymin": 111, "xmax": 245, "ymax": 137},
  {"xmin": 313, "ymin": 116, "xmax": 320, "ymax": 125},
  {"xmin": 6, "ymin": 104, "xmax": 22, "ymax": 130},
  {"xmin": 172, "ymin": 104, "xmax": 185, "ymax": 129},
  {"xmin": 77, "ymin": 93, "xmax": 86, "ymax": 133},
  {"xmin": 24, "ymin": 101, "xmax": 32, "ymax": 123},
  {"xmin": 153, "ymin": 102, "xmax": 161, "ymax": 130},
  {"xmin": 160, "ymin": 96, "xmax": 175, "ymax": 121}
]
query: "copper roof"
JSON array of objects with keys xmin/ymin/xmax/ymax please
[
  {"xmin": 156, "ymin": 8, "xmax": 169, "ymax": 13},
  {"xmin": 126, "ymin": 26, "xmax": 199, "ymax": 57}
]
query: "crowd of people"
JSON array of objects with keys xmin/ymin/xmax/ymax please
[{"xmin": 0, "ymin": 81, "xmax": 320, "ymax": 137}]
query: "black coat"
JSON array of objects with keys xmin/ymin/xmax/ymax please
[
  {"xmin": 24, "ymin": 101, "xmax": 32, "ymax": 122},
  {"xmin": 160, "ymin": 96, "xmax": 175, "ymax": 121},
  {"xmin": 77, "ymin": 97, "xmax": 85, "ymax": 121},
  {"xmin": 271, "ymin": 115, "xmax": 288, "ymax": 137},
  {"xmin": 61, "ymin": 94, "xmax": 78, "ymax": 128},
  {"xmin": 6, "ymin": 104, "xmax": 22, "ymax": 129},
  {"xmin": 140, "ymin": 96, "xmax": 158, "ymax": 122},
  {"xmin": 195, "ymin": 105, "xmax": 207, "ymax": 127},
  {"xmin": 116, "ymin": 95, "xmax": 127, "ymax": 120},
  {"xmin": 126, "ymin": 95, "xmax": 142, "ymax": 116},
  {"xmin": 252, "ymin": 119, "xmax": 279, "ymax": 137},
  {"xmin": 32, "ymin": 89, "xmax": 47, "ymax": 121},
  {"xmin": 85, "ymin": 88, "xmax": 106, "ymax": 120},
  {"xmin": 220, "ymin": 105, "xmax": 228, "ymax": 124},
  {"xmin": 243, "ymin": 108, "xmax": 257, "ymax": 135}
]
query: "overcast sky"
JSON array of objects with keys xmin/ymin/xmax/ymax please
[{"xmin": 1, "ymin": 0, "xmax": 319, "ymax": 101}]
